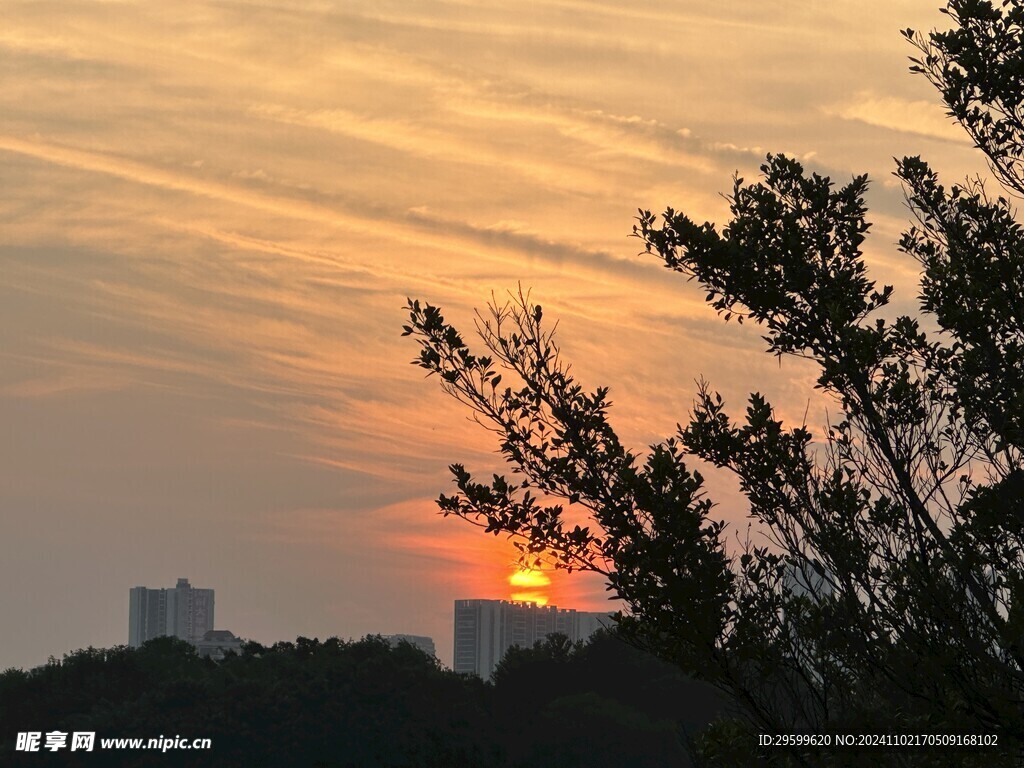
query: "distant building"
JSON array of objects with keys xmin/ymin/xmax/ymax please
[
  {"xmin": 384, "ymin": 634, "xmax": 437, "ymax": 658},
  {"xmin": 782, "ymin": 560, "xmax": 834, "ymax": 602},
  {"xmin": 453, "ymin": 599, "xmax": 614, "ymax": 679},
  {"xmin": 193, "ymin": 629, "xmax": 244, "ymax": 660},
  {"xmin": 128, "ymin": 578, "xmax": 214, "ymax": 648}
]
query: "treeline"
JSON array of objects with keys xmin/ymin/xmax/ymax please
[{"xmin": 0, "ymin": 631, "xmax": 729, "ymax": 767}]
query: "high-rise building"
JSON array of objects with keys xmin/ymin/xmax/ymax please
[
  {"xmin": 453, "ymin": 599, "xmax": 613, "ymax": 679},
  {"xmin": 128, "ymin": 578, "xmax": 215, "ymax": 648},
  {"xmin": 782, "ymin": 561, "xmax": 834, "ymax": 602}
]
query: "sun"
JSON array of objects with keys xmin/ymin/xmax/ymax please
[{"xmin": 509, "ymin": 567, "xmax": 551, "ymax": 605}]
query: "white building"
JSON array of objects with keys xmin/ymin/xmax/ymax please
[
  {"xmin": 128, "ymin": 578, "xmax": 215, "ymax": 647},
  {"xmin": 453, "ymin": 599, "xmax": 614, "ymax": 679}
]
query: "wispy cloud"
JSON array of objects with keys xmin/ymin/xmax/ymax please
[
  {"xmin": 0, "ymin": 0, "xmax": 972, "ymax": 669},
  {"xmin": 826, "ymin": 92, "xmax": 969, "ymax": 144}
]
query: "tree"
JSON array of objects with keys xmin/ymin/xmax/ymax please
[
  {"xmin": 0, "ymin": 636, "xmax": 502, "ymax": 768},
  {"xmin": 404, "ymin": 1, "xmax": 1024, "ymax": 763},
  {"xmin": 491, "ymin": 632, "xmax": 725, "ymax": 768}
]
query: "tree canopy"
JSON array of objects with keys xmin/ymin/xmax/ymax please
[
  {"xmin": 405, "ymin": 1, "xmax": 1024, "ymax": 763},
  {"xmin": 0, "ymin": 632, "xmax": 721, "ymax": 768}
]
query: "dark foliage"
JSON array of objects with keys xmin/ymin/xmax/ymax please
[
  {"xmin": 492, "ymin": 630, "xmax": 728, "ymax": 768},
  {"xmin": 0, "ymin": 632, "xmax": 722, "ymax": 767},
  {"xmin": 404, "ymin": 2, "xmax": 1024, "ymax": 765},
  {"xmin": 1, "ymin": 636, "xmax": 497, "ymax": 768}
]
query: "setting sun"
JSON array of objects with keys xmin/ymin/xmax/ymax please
[{"xmin": 509, "ymin": 568, "xmax": 551, "ymax": 605}]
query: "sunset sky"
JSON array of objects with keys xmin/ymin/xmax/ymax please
[{"xmin": 0, "ymin": 1, "xmax": 984, "ymax": 669}]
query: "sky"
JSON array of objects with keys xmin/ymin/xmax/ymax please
[{"xmin": 0, "ymin": 0, "xmax": 985, "ymax": 670}]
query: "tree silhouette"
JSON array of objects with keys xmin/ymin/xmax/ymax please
[
  {"xmin": 404, "ymin": 2, "xmax": 1024, "ymax": 762},
  {"xmin": 0, "ymin": 632, "xmax": 725, "ymax": 767},
  {"xmin": 0, "ymin": 636, "xmax": 500, "ymax": 767}
]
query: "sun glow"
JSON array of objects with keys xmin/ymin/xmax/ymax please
[
  {"xmin": 509, "ymin": 567, "xmax": 551, "ymax": 605},
  {"xmin": 510, "ymin": 593, "xmax": 549, "ymax": 605}
]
